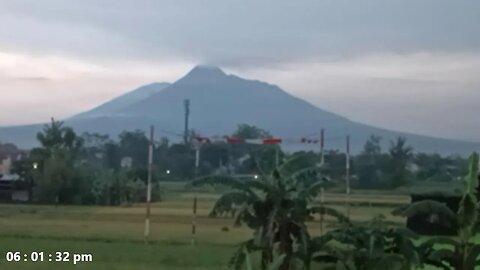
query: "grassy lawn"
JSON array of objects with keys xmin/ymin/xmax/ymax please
[
  {"xmin": 0, "ymin": 189, "xmax": 410, "ymax": 269},
  {"xmin": 0, "ymin": 237, "xmax": 235, "ymax": 270}
]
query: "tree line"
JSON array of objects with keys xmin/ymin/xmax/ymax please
[{"xmin": 8, "ymin": 119, "xmax": 468, "ymax": 205}]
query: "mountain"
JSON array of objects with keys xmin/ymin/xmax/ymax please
[
  {"xmin": 73, "ymin": 82, "xmax": 170, "ymax": 119},
  {"xmin": 0, "ymin": 65, "xmax": 479, "ymax": 155},
  {"xmin": 121, "ymin": 65, "xmax": 351, "ymax": 138}
]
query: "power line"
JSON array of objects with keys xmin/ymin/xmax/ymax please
[{"xmin": 302, "ymin": 131, "xmax": 320, "ymax": 139}]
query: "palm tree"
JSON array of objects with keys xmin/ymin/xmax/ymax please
[
  {"xmin": 394, "ymin": 152, "xmax": 480, "ymax": 270},
  {"xmin": 190, "ymin": 155, "xmax": 332, "ymax": 270},
  {"xmin": 36, "ymin": 118, "xmax": 83, "ymax": 157}
]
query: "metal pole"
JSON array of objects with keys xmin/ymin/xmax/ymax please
[
  {"xmin": 320, "ymin": 186, "xmax": 325, "ymax": 236},
  {"xmin": 320, "ymin": 128, "xmax": 325, "ymax": 166},
  {"xmin": 345, "ymin": 135, "xmax": 351, "ymax": 219},
  {"xmin": 191, "ymin": 196, "xmax": 198, "ymax": 246},
  {"xmin": 145, "ymin": 125, "xmax": 154, "ymax": 244},
  {"xmin": 191, "ymin": 142, "xmax": 200, "ymax": 246},
  {"xmin": 184, "ymin": 99, "xmax": 190, "ymax": 145},
  {"xmin": 195, "ymin": 147, "xmax": 200, "ymax": 177},
  {"xmin": 320, "ymin": 128, "xmax": 325, "ymax": 235}
]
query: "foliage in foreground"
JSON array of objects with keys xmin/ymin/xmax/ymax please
[
  {"xmin": 191, "ymin": 155, "xmax": 420, "ymax": 270},
  {"xmin": 190, "ymin": 155, "xmax": 336, "ymax": 270},
  {"xmin": 196, "ymin": 152, "xmax": 480, "ymax": 270},
  {"xmin": 307, "ymin": 215, "xmax": 419, "ymax": 270},
  {"xmin": 395, "ymin": 152, "xmax": 480, "ymax": 270}
]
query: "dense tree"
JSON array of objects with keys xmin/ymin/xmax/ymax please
[
  {"xmin": 198, "ymin": 143, "xmax": 229, "ymax": 175},
  {"xmin": 118, "ymin": 130, "xmax": 149, "ymax": 168},
  {"xmin": 80, "ymin": 133, "xmax": 112, "ymax": 171},
  {"xmin": 363, "ymin": 135, "xmax": 382, "ymax": 155},
  {"xmin": 11, "ymin": 118, "xmax": 471, "ymax": 209},
  {"xmin": 414, "ymin": 153, "xmax": 467, "ymax": 182},
  {"xmin": 355, "ymin": 135, "xmax": 386, "ymax": 189},
  {"xmin": 388, "ymin": 137, "xmax": 413, "ymax": 188},
  {"xmin": 33, "ymin": 118, "xmax": 84, "ymax": 203},
  {"xmin": 323, "ymin": 150, "xmax": 348, "ymax": 180},
  {"xmin": 104, "ymin": 141, "xmax": 121, "ymax": 171},
  {"xmin": 164, "ymin": 143, "xmax": 195, "ymax": 179},
  {"xmin": 88, "ymin": 169, "xmax": 149, "ymax": 205},
  {"xmin": 232, "ymin": 124, "xmax": 272, "ymax": 139},
  {"xmin": 36, "ymin": 118, "xmax": 83, "ymax": 157}
]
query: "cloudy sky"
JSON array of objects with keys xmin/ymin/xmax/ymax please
[{"xmin": 0, "ymin": 0, "xmax": 479, "ymax": 142}]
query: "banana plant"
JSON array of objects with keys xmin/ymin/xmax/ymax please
[
  {"xmin": 189, "ymin": 154, "xmax": 334, "ymax": 270},
  {"xmin": 394, "ymin": 152, "xmax": 480, "ymax": 270},
  {"xmin": 239, "ymin": 245, "xmax": 286, "ymax": 270},
  {"xmin": 308, "ymin": 215, "xmax": 419, "ymax": 270}
]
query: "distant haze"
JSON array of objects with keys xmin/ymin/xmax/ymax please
[{"xmin": 0, "ymin": 0, "xmax": 479, "ymax": 142}]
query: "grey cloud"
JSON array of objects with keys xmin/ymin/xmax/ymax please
[
  {"xmin": 0, "ymin": 0, "xmax": 479, "ymax": 141},
  {"xmin": 1, "ymin": 0, "xmax": 479, "ymax": 67}
]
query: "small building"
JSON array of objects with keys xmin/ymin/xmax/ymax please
[
  {"xmin": 0, "ymin": 179, "xmax": 30, "ymax": 202},
  {"xmin": 0, "ymin": 142, "xmax": 30, "ymax": 202}
]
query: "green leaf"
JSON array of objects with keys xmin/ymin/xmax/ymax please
[
  {"xmin": 289, "ymin": 165, "xmax": 318, "ymax": 178},
  {"xmin": 243, "ymin": 179, "xmax": 272, "ymax": 193},
  {"xmin": 228, "ymin": 240, "xmax": 257, "ymax": 270},
  {"xmin": 465, "ymin": 152, "xmax": 479, "ymax": 196},
  {"xmin": 310, "ymin": 206, "xmax": 350, "ymax": 223},
  {"xmin": 466, "ymin": 243, "xmax": 480, "ymax": 267},
  {"xmin": 277, "ymin": 154, "xmax": 309, "ymax": 176},
  {"xmin": 372, "ymin": 254, "xmax": 408, "ymax": 270},
  {"xmin": 298, "ymin": 180, "xmax": 329, "ymax": 200},
  {"xmin": 244, "ymin": 247, "xmax": 253, "ymax": 270},
  {"xmin": 419, "ymin": 237, "xmax": 458, "ymax": 249},
  {"xmin": 267, "ymin": 255, "xmax": 286, "ymax": 270},
  {"xmin": 209, "ymin": 192, "xmax": 252, "ymax": 217},
  {"xmin": 229, "ymin": 245, "xmax": 247, "ymax": 270},
  {"xmin": 428, "ymin": 249, "xmax": 456, "ymax": 267},
  {"xmin": 458, "ymin": 193, "xmax": 477, "ymax": 232}
]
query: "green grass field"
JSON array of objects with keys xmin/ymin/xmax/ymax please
[{"xmin": 0, "ymin": 185, "xmax": 413, "ymax": 269}]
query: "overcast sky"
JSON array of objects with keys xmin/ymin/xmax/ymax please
[{"xmin": 0, "ymin": 0, "xmax": 479, "ymax": 142}]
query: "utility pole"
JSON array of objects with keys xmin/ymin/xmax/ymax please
[
  {"xmin": 319, "ymin": 128, "xmax": 325, "ymax": 235},
  {"xmin": 194, "ymin": 144, "xmax": 201, "ymax": 177},
  {"xmin": 320, "ymin": 128, "xmax": 325, "ymax": 166},
  {"xmin": 320, "ymin": 184, "xmax": 325, "ymax": 236},
  {"xmin": 191, "ymin": 196, "xmax": 197, "ymax": 246},
  {"xmin": 345, "ymin": 135, "xmax": 351, "ymax": 218},
  {"xmin": 192, "ymin": 140, "xmax": 200, "ymax": 246},
  {"xmin": 184, "ymin": 99, "xmax": 190, "ymax": 145},
  {"xmin": 145, "ymin": 125, "xmax": 154, "ymax": 244}
]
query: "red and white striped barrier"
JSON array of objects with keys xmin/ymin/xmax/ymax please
[{"xmin": 193, "ymin": 136, "xmax": 321, "ymax": 145}]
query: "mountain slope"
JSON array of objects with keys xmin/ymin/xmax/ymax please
[
  {"xmin": 73, "ymin": 82, "xmax": 170, "ymax": 119},
  {"xmin": 0, "ymin": 66, "xmax": 478, "ymax": 155},
  {"xmin": 122, "ymin": 66, "xmax": 351, "ymax": 135}
]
